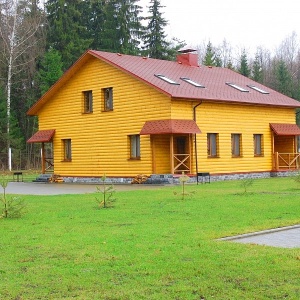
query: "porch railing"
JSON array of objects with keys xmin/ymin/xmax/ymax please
[
  {"xmin": 173, "ymin": 154, "xmax": 190, "ymax": 174},
  {"xmin": 274, "ymin": 152, "xmax": 300, "ymax": 170}
]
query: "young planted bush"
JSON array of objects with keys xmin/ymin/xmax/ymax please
[
  {"xmin": 0, "ymin": 175, "xmax": 25, "ymax": 218},
  {"xmin": 95, "ymin": 174, "xmax": 116, "ymax": 208}
]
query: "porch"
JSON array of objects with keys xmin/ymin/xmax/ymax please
[
  {"xmin": 270, "ymin": 123, "xmax": 300, "ymax": 171},
  {"xmin": 140, "ymin": 119, "xmax": 201, "ymax": 174}
]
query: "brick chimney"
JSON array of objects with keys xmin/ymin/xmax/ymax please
[{"xmin": 177, "ymin": 47, "xmax": 199, "ymax": 67}]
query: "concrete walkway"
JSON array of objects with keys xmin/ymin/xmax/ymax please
[{"xmin": 219, "ymin": 225, "xmax": 300, "ymax": 248}]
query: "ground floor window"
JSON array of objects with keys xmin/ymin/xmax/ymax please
[
  {"xmin": 129, "ymin": 135, "xmax": 140, "ymax": 159},
  {"xmin": 254, "ymin": 134, "xmax": 263, "ymax": 156},
  {"xmin": 62, "ymin": 139, "xmax": 72, "ymax": 161},
  {"xmin": 231, "ymin": 134, "xmax": 242, "ymax": 157},
  {"xmin": 207, "ymin": 133, "xmax": 218, "ymax": 157}
]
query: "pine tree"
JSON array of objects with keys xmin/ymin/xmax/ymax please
[
  {"xmin": 203, "ymin": 41, "xmax": 217, "ymax": 66},
  {"xmin": 143, "ymin": 0, "xmax": 170, "ymax": 59},
  {"xmin": 46, "ymin": 0, "xmax": 92, "ymax": 70},
  {"xmin": 238, "ymin": 49, "xmax": 250, "ymax": 77}
]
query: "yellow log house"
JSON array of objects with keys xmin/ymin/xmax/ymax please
[{"xmin": 27, "ymin": 49, "xmax": 300, "ymax": 182}]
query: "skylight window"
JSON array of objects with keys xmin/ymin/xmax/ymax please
[
  {"xmin": 247, "ymin": 85, "xmax": 269, "ymax": 94},
  {"xmin": 180, "ymin": 77, "xmax": 205, "ymax": 88},
  {"xmin": 226, "ymin": 82, "xmax": 249, "ymax": 92},
  {"xmin": 155, "ymin": 74, "xmax": 179, "ymax": 85}
]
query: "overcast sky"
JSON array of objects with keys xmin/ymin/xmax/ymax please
[{"xmin": 140, "ymin": 0, "xmax": 300, "ymax": 55}]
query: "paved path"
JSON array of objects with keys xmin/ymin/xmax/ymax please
[
  {"xmin": 219, "ymin": 225, "xmax": 300, "ymax": 248},
  {"xmin": 4, "ymin": 181, "xmax": 167, "ymax": 195}
]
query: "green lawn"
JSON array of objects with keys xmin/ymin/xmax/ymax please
[{"xmin": 0, "ymin": 177, "xmax": 299, "ymax": 299}]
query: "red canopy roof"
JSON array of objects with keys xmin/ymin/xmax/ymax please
[
  {"xmin": 270, "ymin": 123, "xmax": 300, "ymax": 136},
  {"xmin": 140, "ymin": 119, "xmax": 201, "ymax": 135},
  {"xmin": 27, "ymin": 129, "xmax": 55, "ymax": 143}
]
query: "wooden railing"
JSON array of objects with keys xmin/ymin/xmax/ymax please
[
  {"xmin": 173, "ymin": 154, "xmax": 190, "ymax": 174},
  {"xmin": 274, "ymin": 152, "xmax": 300, "ymax": 170}
]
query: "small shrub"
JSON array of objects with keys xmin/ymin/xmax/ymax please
[
  {"xmin": 0, "ymin": 175, "xmax": 26, "ymax": 218},
  {"xmin": 293, "ymin": 171, "xmax": 300, "ymax": 186},
  {"xmin": 240, "ymin": 177, "xmax": 254, "ymax": 194},
  {"xmin": 173, "ymin": 172, "xmax": 196, "ymax": 200},
  {"xmin": 95, "ymin": 174, "xmax": 116, "ymax": 208}
]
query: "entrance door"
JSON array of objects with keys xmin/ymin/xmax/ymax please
[{"xmin": 173, "ymin": 136, "xmax": 190, "ymax": 174}]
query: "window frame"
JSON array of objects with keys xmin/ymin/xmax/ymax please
[
  {"xmin": 103, "ymin": 87, "xmax": 113, "ymax": 111},
  {"xmin": 129, "ymin": 135, "xmax": 141, "ymax": 159},
  {"xmin": 207, "ymin": 133, "xmax": 219, "ymax": 157},
  {"xmin": 62, "ymin": 139, "xmax": 72, "ymax": 161},
  {"xmin": 83, "ymin": 90, "xmax": 93, "ymax": 113},
  {"xmin": 254, "ymin": 134, "xmax": 264, "ymax": 156},
  {"xmin": 231, "ymin": 133, "xmax": 242, "ymax": 157}
]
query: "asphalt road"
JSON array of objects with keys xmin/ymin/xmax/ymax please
[{"xmin": 4, "ymin": 181, "xmax": 167, "ymax": 195}]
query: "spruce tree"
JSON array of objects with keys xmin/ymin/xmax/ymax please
[
  {"xmin": 275, "ymin": 60, "xmax": 293, "ymax": 97},
  {"xmin": 36, "ymin": 48, "xmax": 64, "ymax": 95},
  {"xmin": 251, "ymin": 53, "xmax": 263, "ymax": 83},
  {"xmin": 143, "ymin": 0, "xmax": 170, "ymax": 59},
  {"xmin": 115, "ymin": 0, "xmax": 144, "ymax": 54},
  {"xmin": 203, "ymin": 41, "xmax": 217, "ymax": 66},
  {"xmin": 46, "ymin": 0, "xmax": 92, "ymax": 70},
  {"xmin": 238, "ymin": 49, "xmax": 250, "ymax": 77}
]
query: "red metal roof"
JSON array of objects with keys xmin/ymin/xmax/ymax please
[
  {"xmin": 88, "ymin": 50, "xmax": 300, "ymax": 108},
  {"xmin": 27, "ymin": 50, "xmax": 300, "ymax": 116},
  {"xmin": 27, "ymin": 129, "xmax": 55, "ymax": 143},
  {"xmin": 140, "ymin": 119, "xmax": 201, "ymax": 135},
  {"xmin": 270, "ymin": 123, "xmax": 300, "ymax": 135}
]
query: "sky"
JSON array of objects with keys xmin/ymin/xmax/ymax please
[{"xmin": 139, "ymin": 0, "xmax": 300, "ymax": 55}]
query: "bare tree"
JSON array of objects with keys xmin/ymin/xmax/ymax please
[{"xmin": 0, "ymin": 0, "xmax": 45, "ymax": 170}]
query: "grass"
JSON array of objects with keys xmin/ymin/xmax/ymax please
[{"xmin": 0, "ymin": 177, "xmax": 299, "ymax": 299}]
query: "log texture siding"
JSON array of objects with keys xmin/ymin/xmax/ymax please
[
  {"xmin": 39, "ymin": 57, "xmax": 171, "ymax": 177},
  {"xmin": 28, "ymin": 50, "xmax": 300, "ymax": 178}
]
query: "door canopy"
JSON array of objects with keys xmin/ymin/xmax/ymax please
[{"xmin": 140, "ymin": 119, "xmax": 201, "ymax": 135}]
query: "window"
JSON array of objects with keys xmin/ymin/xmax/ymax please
[
  {"xmin": 62, "ymin": 139, "xmax": 72, "ymax": 161},
  {"xmin": 180, "ymin": 77, "xmax": 205, "ymax": 88},
  {"xmin": 83, "ymin": 90, "xmax": 93, "ymax": 113},
  {"xmin": 207, "ymin": 133, "xmax": 218, "ymax": 157},
  {"xmin": 247, "ymin": 85, "xmax": 269, "ymax": 94},
  {"xmin": 154, "ymin": 74, "xmax": 179, "ymax": 85},
  {"xmin": 226, "ymin": 82, "xmax": 249, "ymax": 92},
  {"xmin": 231, "ymin": 134, "xmax": 241, "ymax": 157},
  {"xmin": 103, "ymin": 87, "xmax": 113, "ymax": 111},
  {"xmin": 129, "ymin": 135, "xmax": 140, "ymax": 159},
  {"xmin": 254, "ymin": 134, "xmax": 263, "ymax": 156}
]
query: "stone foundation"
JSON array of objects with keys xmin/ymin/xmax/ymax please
[{"xmin": 58, "ymin": 170, "xmax": 299, "ymax": 185}]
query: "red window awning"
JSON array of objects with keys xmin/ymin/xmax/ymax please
[
  {"xmin": 27, "ymin": 129, "xmax": 55, "ymax": 143},
  {"xmin": 140, "ymin": 119, "xmax": 201, "ymax": 135},
  {"xmin": 270, "ymin": 123, "xmax": 300, "ymax": 136}
]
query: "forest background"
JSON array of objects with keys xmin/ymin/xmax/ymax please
[{"xmin": 0, "ymin": 0, "xmax": 300, "ymax": 170}]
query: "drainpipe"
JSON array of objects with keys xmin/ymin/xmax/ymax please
[{"xmin": 193, "ymin": 101, "xmax": 202, "ymax": 184}]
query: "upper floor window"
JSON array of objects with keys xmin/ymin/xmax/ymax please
[
  {"xmin": 207, "ymin": 133, "xmax": 218, "ymax": 157},
  {"xmin": 231, "ymin": 134, "xmax": 242, "ymax": 157},
  {"xmin": 62, "ymin": 139, "xmax": 72, "ymax": 161},
  {"xmin": 129, "ymin": 135, "xmax": 140, "ymax": 159},
  {"xmin": 83, "ymin": 90, "xmax": 93, "ymax": 113},
  {"xmin": 103, "ymin": 87, "xmax": 113, "ymax": 111},
  {"xmin": 254, "ymin": 134, "xmax": 264, "ymax": 156}
]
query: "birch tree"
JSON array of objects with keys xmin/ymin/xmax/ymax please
[{"xmin": 0, "ymin": 0, "xmax": 44, "ymax": 170}]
